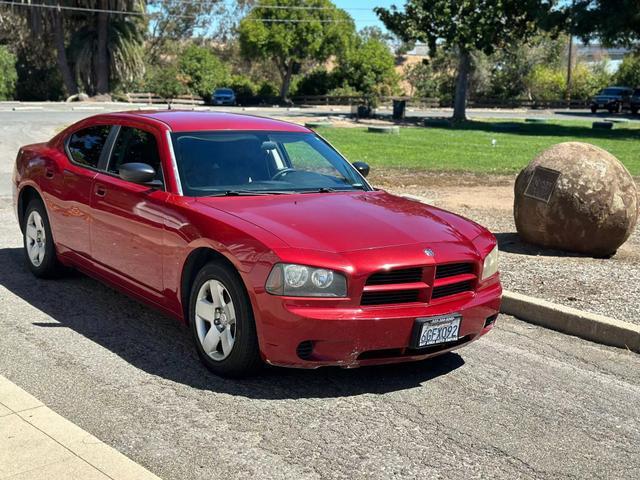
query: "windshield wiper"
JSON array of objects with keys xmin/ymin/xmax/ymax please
[
  {"xmin": 301, "ymin": 185, "xmax": 367, "ymax": 194},
  {"xmin": 206, "ymin": 190, "xmax": 295, "ymax": 197}
]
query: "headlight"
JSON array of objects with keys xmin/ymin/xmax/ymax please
[
  {"xmin": 481, "ymin": 245, "xmax": 499, "ymax": 280},
  {"xmin": 266, "ymin": 263, "xmax": 347, "ymax": 297}
]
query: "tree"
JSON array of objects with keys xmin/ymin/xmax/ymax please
[
  {"xmin": 0, "ymin": 46, "xmax": 17, "ymax": 100},
  {"xmin": 178, "ymin": 45, "xmax": 230, "ymax": 99},
  {"xmin": 376, "ymin": 1, "xmax": 560, "ymax": 120},
  {"xmin": 573, "ymin": 0, "xmax": 640, "ymax": 47},
  {"xmin": 146, "ymin": 65, "xmax": 188, "ymax": 106},
  {"xmin": 615, "ymin": 53, "xmax": 640, "ymax": 87},
  {"xmin": 334, "ymin": 32, "xmax": 399, "ymax": 107},
  {"xmin": 68, "ymin": 8, "xmax": 145, "ymax": 95},
  {"xmin": 238, "ymin": 0, "xmax": 355, "ymax": 100}
]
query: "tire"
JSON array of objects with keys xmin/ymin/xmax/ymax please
[
  {"xmin": 22, "ymin": 198, "xmax": 63, "ymax": 278},
  {"xmin": 632, "ymin": 108, "xmax": 639, "ymax": 115},
  {"xmin": 189, "ymin": 261, "xmax": 262, "ymax": 378},
  {"xmin": 590, "ymin": 106, "xmax": 597, "ymax": 114}
]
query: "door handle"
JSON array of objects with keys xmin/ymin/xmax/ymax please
[
  {"xmin": 45, "ymin": 168, "xmax": 54, "ymax": 179},
  {"xmin": 95, "ymin": 185, "xmax": 107, "ymax": 197}
]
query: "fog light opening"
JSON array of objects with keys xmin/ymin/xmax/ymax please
[{"xmin": 296, "ymin": 340, "xmax": 314, "ymax": 360}]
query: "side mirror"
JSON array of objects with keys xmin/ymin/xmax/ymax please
[
  {"xmin": 119, "ymin": 163, "xmax": 158, "ymax": 185},
  {"xmin": 352, "ymin": 161, "xmax": 370, "ymax": 178}
]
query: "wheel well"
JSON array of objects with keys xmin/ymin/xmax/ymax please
[
  {"xmin": 17, "ymin": 186, "xmax": 42, "ymax": 232},
  {"xmin": 180, "ymin": 248, "xmax": 240, "ymax": 323}
]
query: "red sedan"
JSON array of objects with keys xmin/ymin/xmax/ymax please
[{"xmin": 12, "ymin": 111, "xmax": 501, "ymax": 377}]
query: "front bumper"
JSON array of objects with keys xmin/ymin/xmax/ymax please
[{"xmin": 256, "ymin": 279, "xmax": 502, "ymax": 368}]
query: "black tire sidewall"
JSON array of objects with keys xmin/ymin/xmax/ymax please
[
  {"xmin": 189, "ymin": 262, "xmax": 261, "ymax": 377},
  {"xmin": 23, "ymin": 199, "xmax": 59, "ymax": 278}
]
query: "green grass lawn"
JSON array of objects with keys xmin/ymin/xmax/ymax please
[{"xmin": 317, "ymin": 119, "xmax": 640, "ymax": 176}]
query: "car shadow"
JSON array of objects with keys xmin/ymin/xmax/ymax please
[
  {"xmin": 0, "ymin": 247, "xmax": 465, "ymax": 400},
  {"xmin": 495, "ymin": 232, "xmax": 590, "ymax": 258}
]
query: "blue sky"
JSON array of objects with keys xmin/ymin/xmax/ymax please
[{"xmin": 333, "ymin": 1, "xmax": 398, "ymax": 30}]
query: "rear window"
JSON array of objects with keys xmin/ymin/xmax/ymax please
[{"xmin": 67, "ymin": 125, "xmax": 111, "ymax": 169}]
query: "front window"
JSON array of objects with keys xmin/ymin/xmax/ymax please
[
  {"xmin": 107, "ymin": 127, "xmax": 163, "ymax": 183},
  {"xmin": 171, "ymin": 131, "xmax": 368, "ymax": 197}
]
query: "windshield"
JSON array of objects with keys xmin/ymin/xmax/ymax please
[
  {"xmin": 171, "ymin": 131, "xmax": 369, "ymax": 196},
  {"xmin": 601, "ymin": 88, "xmax": 625, "ymax": 96},
  {"xmin": 214, "ymin": 89, "xmax": 233, "ymax": 95}
]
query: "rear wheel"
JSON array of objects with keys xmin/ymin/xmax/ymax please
[
  {"xmin": 632, "ymin": 107, "xmax": 638, "ymax": 115},
  {"xmin": 590, "ymin": 106, "xmax": 597, "ymax": 114},
  {"xmin": 189, "ymin": 261, "xmax": 262, "ymax": 377},
  {"xmin": 22, "ymin": 198, "xmax": 63, "ymax": 278}
]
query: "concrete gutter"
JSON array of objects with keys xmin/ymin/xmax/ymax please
[{"xmin": 501, "ymin": 290, "xmax": 640, "ymax": 353}]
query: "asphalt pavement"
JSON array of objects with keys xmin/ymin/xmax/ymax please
[{"xmin": 0, "ymin": 109, "xmax": 639, "ymax": 479}]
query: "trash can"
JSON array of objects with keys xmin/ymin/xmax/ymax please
[{"xmin": 392, "ymin": 99, "xmax": 406, "ymax": 120}]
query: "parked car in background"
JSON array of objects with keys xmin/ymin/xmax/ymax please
[
  {"xmin": 590, "ymin": 86, "xmax": 633, "ymax": 114},
  {"xmin": 630, "ymin": 88, "xmax": 640, "ymax": 115},
  {"xmin": 12, "ymin": 111, "xmax": 501, "ymax": 377},
  {"xmin": 211, "ymin": 88, "xmax": 236, "ymax": 106}
]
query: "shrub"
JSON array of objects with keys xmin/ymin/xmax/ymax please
[
  {"xmin": 146, "ymin": 66, "xmax": 188, "ymax": 103},
  {"xmin": 526, "ymin": 65, "xmax": 566, "ymax": 101},
  {"xmin": 570, "ymin": 62, "xmax": 612, "ymax": 99},
  {"xmin": 178, "ymin": 45, "xmax": 230, "ymax": 100},
  {"xmin": 294, "ymin": 68, "xmax": 339, "ymax": 96},
  {"xmin": 615, "ymin": 53, "xmax": 640, "ymax": 88},
  {"xmin": 257, "ymin": 81, "xmax": 279, "ymax": 98},
  {"xmin": 0, "ymin": 46, "xmax": 17, "ymax": 100},
  {"xmin": 228, "ymin": 75, "xmax": 257, "ymax": 104}
]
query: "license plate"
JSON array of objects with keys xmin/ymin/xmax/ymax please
[{"xmin": 416, "ymin": 314, "xmax": 461, "ymax": 347}]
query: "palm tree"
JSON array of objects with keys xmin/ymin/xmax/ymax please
[{"xmin": 68, "ymin": 0, "xmax": 145, "ymax": 95}]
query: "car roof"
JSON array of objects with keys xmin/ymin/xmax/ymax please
[{"xmin": 101, "ymin": 110, "xmax": 311, "ymax": 133}]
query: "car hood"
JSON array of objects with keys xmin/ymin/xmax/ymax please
[{"xmin": 196, "ymin": 191, "xmax": 487, "ymax": 253}]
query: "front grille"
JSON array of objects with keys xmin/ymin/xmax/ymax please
[
  {"xmin": 366, "ymin": 267, "xmax": 423, "ymax": 286},
  {"xmin": 361, "ymin": 289, "xmax": 420, "ymax": 306},
  {"xmin": 431, "ymin": 280, "xmax": 474, "ymax": 300},
  {"xmin": 435, "ymin": 263, "xmax": 473, "ymax": 279}
]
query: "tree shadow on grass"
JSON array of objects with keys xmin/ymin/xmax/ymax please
[
  {"xmin": 450, "ymin": 119, "xmax": 640, "ymax": 141},
  {"xmin": 0, "ymin": 247, "xmax": 465, "ymax": 400}
]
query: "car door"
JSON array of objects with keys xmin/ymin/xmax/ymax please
[
  {"xmin": 90, "ymin": 125, "xmax": 170, "ymax": 302},
  {"xmin": 47, "ymin": 124, "xmax": 114, "ymax": 259}
]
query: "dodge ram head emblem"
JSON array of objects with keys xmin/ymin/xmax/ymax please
[{"xmin": 424, "ymin": 248, "xmax": 435, "ymax": 257}]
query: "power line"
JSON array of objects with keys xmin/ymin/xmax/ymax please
[{"xmin": 0, "ymin": 1, "xmax": 375, "ymax": 23}]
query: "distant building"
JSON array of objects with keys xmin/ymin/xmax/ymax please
[{"xmin": 576, "ymin": 43, "xmax": 630, "ymax": 72}]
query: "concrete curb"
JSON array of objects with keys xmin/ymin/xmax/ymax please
[
  {"xmin": 501, "ymin": 290, "xmax": 640, "ymax": 352},
  {"xmin": 0, "ymin": 376, "xmax": 161, "ymax": 480}
]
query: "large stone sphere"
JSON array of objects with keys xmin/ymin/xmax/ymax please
[{"xmin": 514, "ymin": 142, "xmax": 639, "ymax": 256}]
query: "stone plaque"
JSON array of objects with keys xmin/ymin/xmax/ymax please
[{"xmin": 524, "ymin": 166, "xmax": 561, "ymax": 203}]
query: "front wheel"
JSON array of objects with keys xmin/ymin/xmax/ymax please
[
  {"xmin": 590, "ymin": 106, "xmax": 597, "ymax": 114},
  {"xmin": 22, "ymin": 198, "xmax": 63, "ymax": 278},
  {"xmin": 189, "ymin": 261, "xmax": 262, "ymax": 377}
]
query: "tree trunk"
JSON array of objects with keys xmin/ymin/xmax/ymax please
[
  {"xmin": 453, "ymin": 49, "xmax": 471, "ymax": 122},
  {"xmin": 95, "ymin": 11, "xmax": 109, "ymax": 94},
  {"xmin": 51, "ymin": 12, "xmax": 78, "ymax": 96},
  {"xmin": 279, "ymin": 61, "xmax": 294, "ymax": 102}
]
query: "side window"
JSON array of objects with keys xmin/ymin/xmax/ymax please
[
  {"xmin": 108, "ymin": 127, "xmax": 163, "ymax": 181},
  {"xmin": 67, "ymin": 125, "xmax": 111, "ymax": 169}
]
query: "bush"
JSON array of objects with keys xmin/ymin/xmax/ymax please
[
  {"xmin": 178, "ymin": 45, "xmax": 230, "ymax": 100},
  {"xmin": 570, "ymin": 62, "xmax": 612, "ymax": 99},
  {"xmin": 615, "ymin": 53, "xmax": 640, "ymax": 88},
  {"xmin": 228, "ymin": 75, "xmax": 257, "ymax": 104},
  {"xmin": 257, "ymin": 81, "xmax": 279, "ymax": 98},
  {"xmin": 15, "ymin": 61, "xmax": 64, "ymax": 101},
  {"xmin": 146, "ymin": 66, "xmax": 188, "ymax": 102},
  {"xmin": 294, "ymin": 68, "xmax": 339, "ymax": 96},
  {"xmin": 526, "ymin": 65, "xmax": 566, "ymax": 101},
  {"xmin": 0, "ymin": 46, "xmax": 17, "ymax": 100}
]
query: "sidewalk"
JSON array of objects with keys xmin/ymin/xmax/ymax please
[{"xmin": 0, "ymin": 376, "xmax": 161, "ymax": 480}]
